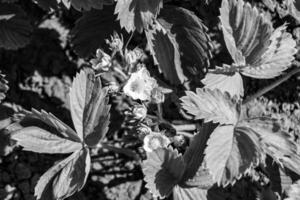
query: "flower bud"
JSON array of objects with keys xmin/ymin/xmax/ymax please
[
  {"xmin": 106, "ymin": 32, "xmax": 123, "ymax": 52},
  {"xmin": 143, "ymin": 132, "xmax": 170, "ymax": 153},
  {"xmin": 132, "ymin": 104, "xmax": 147, "ymax": 120},
  {"xmin": 90, "ymin": 49, "xmax": 111, "ymax": 71}
]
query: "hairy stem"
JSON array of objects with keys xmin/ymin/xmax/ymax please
[{"xmin": 243, "ymin": 66, "xmax": 300, "ymax": 105}]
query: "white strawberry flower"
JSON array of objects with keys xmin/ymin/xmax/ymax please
[
  {"xmin": 143, "ymin": 132, "xmax": 170, "ymax": 153},
  {"xmin": 123, "ymin": 67, "xmax": 158, "ymax": 101}
]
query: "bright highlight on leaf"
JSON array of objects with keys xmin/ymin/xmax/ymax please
[
  {"xmin": 114, "ymin": 0, "xmax": 163, "ymax": 33},
  {"xmin": 201, "ymin": 67, "xmax": 244, "ymax": 98},
  {"xmin": 285, "ymin": 180, "xmax": 300, "ymax": 200},
  {"xmin": 181, "ymin": 88, "xmax": 239, "ymax": 125}
]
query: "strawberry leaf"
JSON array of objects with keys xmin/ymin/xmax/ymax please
[
  {"xmin": 202, "ymin": 70, "xmax": 244, "ymax": 98},
  {"xmin": 267, "ymin": 157, "xmax": 293, "ymax": 195},
  {"xmin": 240, "ymin": 118, "xmax": 300, "ymax": 175},
  {"xmin": 287, "ymin": 0, "xmax": 300, "ymax": 24},
  {"xmin": 115, "ymin": 0, "xmax": 163, "ymax": 33},
  {"xmin": 142, "ymin": 147, "xmax": 186, "ymax": 198},
  {"xmin": 241, "ymin": 25, "xmax": 297, "ymax": 79},
  {"xmin": 0, "ymin": 71, "xmax": 9, "ymax": 102},
  {"xmin": 70, "ymin": 6, "xmax": 118, "ymax": 57},
  {"xmin": 173, "ymin": 186, "xmax": 227, "ymax": 200},
  {"xmin": 35, "ymin": 147, "xmax": 90, "ymax": 200},
  {"xmin": 69, "ymin": 68, "xmax": 110, "ymax": 147},
  {"xmin": 173, "ymin": 186, "xmax": 207, "ymax": 200},
  {"xmin": 285, "ymin": 180, "xmax": 300, "ymax": 200},
  {"xmin": 146, "ymin": 6, "xmax": 212, "ymax": 85},
  {"xmin": 70, "ymin": 0, "xmax": 113, "ymax": 11},
  {"xmin": 220, "ymin": 0, "xmax": 297, "ymax": 78},
  {"xmin": 180, "ymin": 88, "xmax": 239, "ymax": 125},
  {"xmin": 180, "ymin": 123, "xmax": 216, "ymax": 188},
  {"xmin": 0, "ymin": 3, "xmax": 33, "ymax": 50},
  {"xmin": 146, "ymin": 27, "xmax": 182, "ymax": 85},
  {"xmin": 28, "ymin": 109, "xmax": 81, "ymax": 142},
  {"xmin": 204, "ymin": 125, "xmax": 262, "ymax": 186},
  {"xmin": 11, "ymin": 126, "xmax": 82, "ymax": 154}
]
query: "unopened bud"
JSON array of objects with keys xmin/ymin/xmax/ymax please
[{"xmin": 132, "ymin": 104, "xmax": 147, "ymax": 120}]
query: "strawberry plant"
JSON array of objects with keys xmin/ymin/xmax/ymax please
[{"xmin": 0, "ymin": 0, "xmax": 300, "ymax": 200}]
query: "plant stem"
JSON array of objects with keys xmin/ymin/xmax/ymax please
[
  {"xmin": 124, "ymin": 31, "xmax": 134, "ymax": 53},
  {"xmin": 243, "ymin": 67, "xmax": 300, "ymax": 105},
  {"xmin": 173, "ymin": 124, "xmax": 196, "ymax": 131},
  {"xmin": 157, "ymin": 103, "xmax": 163, "ymax": 121},
  {"xmin": 177, "ymin": 131, "xmax": 193, "ymax": 138},
  {"xmin": 101, "ymin": 143, "xmax": 140, "ymax": 161}
]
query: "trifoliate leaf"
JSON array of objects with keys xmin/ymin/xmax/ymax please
[
  {"xmin": 70, "ymin": 7, "xmax": 118, "ymax": 57},
  {"xmin": 173, "ymin": 186, "xmax": 207, "ymax": 200},
  {"xmin": 285, "ymin": 180, "xmax": 300, "ymax": 200},
  {"xmin": 69, "ymin": 68, "xmax": 110, "ymax": 147},
  {"xmin": 204, "ymin": 125, "xmax": 262, "ymax": 186},
  {"xmin": 220, "ymin": 0, "xmax": 297, "ymax": 79},
  {"xmin": 0, "ymin": 3, "xmax": 32, "ymax": 50},
  {"xmin": 202, "ymin": 70, "xmax": 244, "ymax": 98},
  {"xmin": 35, "ymin": 148, "xmax": 90, "ymax": 200},
  {"xmin": 11, "ymin": 126, "xmax": 82, "ymax": 154},
  {"xmin": 70, "ymin": 0, "xmax": 114, "ymax": 11},
  {"xmin": 240, "ymin": 118, "xmax": 300, "ymax": 175},
  {"xmin": 0, "ymin": 71, "xmax": 9, "ymax": 102},
  {"xmin": 142, "ymin": 147, "xmax": 186, "ymax": 198},
  {"xmin": 180, "ymin": 88, "xmax": 239, "ymax": 125},
  {"xmin": 146, "ymin": 6, "xmax": 212, "ymax": 85},
  {"xmin": 114, "ymin": 0, "xmax": 163, "ymax": 33}
]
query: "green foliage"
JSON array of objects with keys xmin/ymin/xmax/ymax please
[
  {"xmin": 10, "ymin": 69, "xmax": 110, "ymax": 200},
  {"xmin": 0, "ymin": 3, "xmax": 32, "ymax": 50},
  {"xmin": 1, "ymin": 0, "xmax": 300, "ymax": 200}
]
